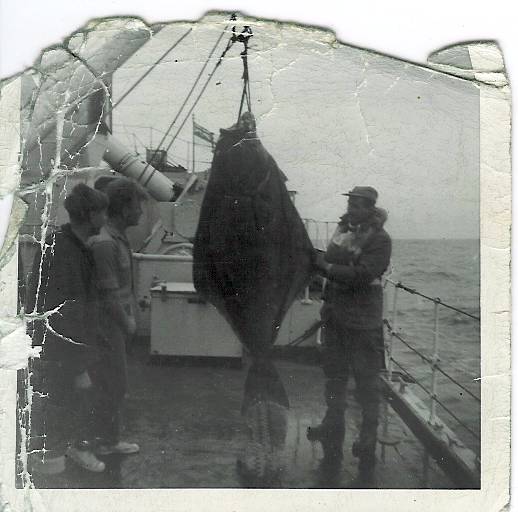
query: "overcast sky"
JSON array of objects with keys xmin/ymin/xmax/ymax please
[{"xmin": 112, "ymin": 15, "xmax": 480, "ymax": 239}]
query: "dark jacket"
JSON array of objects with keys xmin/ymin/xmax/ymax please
[
  {"xmin": 26, "ymin": 224, "xmax": 100, "ymax": 373},
  {"xmin": 323, "ymin": 211, "xmax": 392, "ymax": 330}
]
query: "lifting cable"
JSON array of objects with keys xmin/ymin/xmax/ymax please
[
  {"xmin": 234, "ymin": 26, "xmax": 253, "ymax": 119},
  {"xmin": 159, "ymin": 24, "xmax": 254, "ymax": 164}
]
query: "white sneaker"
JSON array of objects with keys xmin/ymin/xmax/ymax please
[
  {"xmin": 66, "ymin": 447, "xmax": 106, "ymax": 472},
  {"xmin": 97, "ymin": 441, "xmax": 140, "ymax": 455}
]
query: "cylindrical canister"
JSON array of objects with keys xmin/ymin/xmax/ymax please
[{"xmin": 103, "ymin": 135, "xmax": 177, "ymax": 202}]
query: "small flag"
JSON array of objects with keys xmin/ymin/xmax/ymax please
[{"xmin": 193, "ymin": 121, "xmax": 215, "ymax": 149}]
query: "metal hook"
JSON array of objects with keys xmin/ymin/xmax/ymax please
[{"xmin": 231, "ymin": 25, "xmax": 253, "ymax": 47}]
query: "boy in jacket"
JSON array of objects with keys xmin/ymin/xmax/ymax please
[
  {"xmin": 28, "ymin": 184, "xmax": 108, "ymax": 474},
  {"xmin": 88, "ymin": 177, "xmax": 145, "ymax": 456}
]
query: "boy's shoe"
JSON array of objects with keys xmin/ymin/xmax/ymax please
[
  {"xmin": 350, "ymin": 469, "xmax": 377, "ymax": 489},
  {"xmin": 30, "ymin": 454, "xmax": 66, "ymax": 475},
  {"xmin": 66, "ymin": 447, "xmax": 106, "ymax": 472},
  {"xmin": 96, "ymin": 441, "xmax": 140, "ymax": 455}
]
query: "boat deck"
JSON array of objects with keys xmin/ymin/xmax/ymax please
[{"xmin": 27, "ymin": 344, "xmax": 456, "ymax": 489}]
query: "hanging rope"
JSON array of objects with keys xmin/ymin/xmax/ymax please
[{"xmin": 233, "ymin": 26, "xmax": 253, "ymax": 119}]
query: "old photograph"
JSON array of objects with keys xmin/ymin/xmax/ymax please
[{"xmin": 0, "ymin": 7, "xmax": 511, "ymax": 511}]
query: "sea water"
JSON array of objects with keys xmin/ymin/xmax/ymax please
[{"xmin": 387, "ymin": 239, "xmax": 480, "ymax": 454}]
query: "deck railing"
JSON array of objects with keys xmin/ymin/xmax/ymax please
[{"xmin": 383, "ymin": 278, "xmax": 481, "ymax": 444}]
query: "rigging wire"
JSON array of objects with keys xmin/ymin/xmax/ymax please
[
  {"xmin": 113, "ymin": 123, "xmax": 215, "ymax": 151},
  {"xmin": 139, "ymin": 27, "xmax": 235, "ymax": 186},
  {"xmin": 117, "ymin": 126, "xmax": 212, "ymax": 149},
  {"xmin": 162, "ymin": 37, "xmax": 235, "ymax": 157},
  {"xmin": 109, "ymin": 27, "xmax": 193, "ymax": 114},
  {"xmin": 118, "ymin": 122, "xmax": 148, "ymax": 153}
]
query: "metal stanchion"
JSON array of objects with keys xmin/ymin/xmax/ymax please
[
  {"xmin": 315, "ymin": 327, "xmax": 322, "ymax": 346},
  {"xmin": 387, "ymin": 284, "xmax": 399, "ymax": 382},
  {"xmin": 301, "ymin": 285, "xmax": 313, "ymax": 305},
  {"xmin": 301, "ymin": 219, "xmax": 312, "ymax": 304},
  {"xmin": 429, "ymin": 300, "xmax": 441, "ymax": 427}
]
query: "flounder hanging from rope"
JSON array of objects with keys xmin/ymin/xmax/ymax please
[{"xmin": 193, "ymin": 112, "xmax": 314, "ymax": 414}]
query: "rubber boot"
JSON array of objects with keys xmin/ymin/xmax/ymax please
[
  {"xmin": 307, "ymin": 379, "xmax": 346, "ymax": 467},
  {"xmin": 353, "ymin": 398, "xmax": 379, "ymax": 486},
  {"xmin": 350, "ymin": 437, "xmax": 377, "ymax": 488}
]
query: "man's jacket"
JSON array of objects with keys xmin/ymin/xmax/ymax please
[{"xmin": 323, "ymin": 212, "xmax": 392, "ymax": 330}]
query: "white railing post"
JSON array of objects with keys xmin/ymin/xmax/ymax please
[
  {"xmin": 302, "ymin": 219, "xmax": 312, "ymax": 304},
  {"xmin": 387, "ymin": 283, "xmax": 399, "ymax": 381},
  {"xmin": 302, "ymin": 285, "xmax": 312, "ymax": 304},
  {"xmin": 429, "ymin": 300, "xmax": 440, "ymax": 427},
  {"xmin": 316, "ymin": 326, "xmax": 322, "ymax": 346}
]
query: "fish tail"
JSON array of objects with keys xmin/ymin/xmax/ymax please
[
  {"xmin": 238, "ymin": 365, "xmax": 289, "ymax": 487},
  {"xmin": 242, "ymin": 357, "xmax": 289, "ymax": 414}
]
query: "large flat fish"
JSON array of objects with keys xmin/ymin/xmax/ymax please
[{"xmin": 193, "ymin": 113, "xmax": 314, "ymax": 414}]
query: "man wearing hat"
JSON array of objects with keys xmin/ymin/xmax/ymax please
[{"xmin": 307, "ymin": 186, "xmax": 391, "ymax": 486}]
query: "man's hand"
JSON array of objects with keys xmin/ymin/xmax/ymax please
[
  {"xmin": 314, "ymin": 251, "xmax": 331, "ymax": 275},
  {"xmin": 74, "ymin": 371, "xmax": 92, "ymax": 390}
]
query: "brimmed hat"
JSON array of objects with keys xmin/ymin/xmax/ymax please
[{"xmin": 342, "ymin": 186, "xmax": 378, "ymax": 204}]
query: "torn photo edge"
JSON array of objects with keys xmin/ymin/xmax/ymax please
[{"xmin": 0, "ymin": 13, "xmax": 511, "ymax": 512}]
